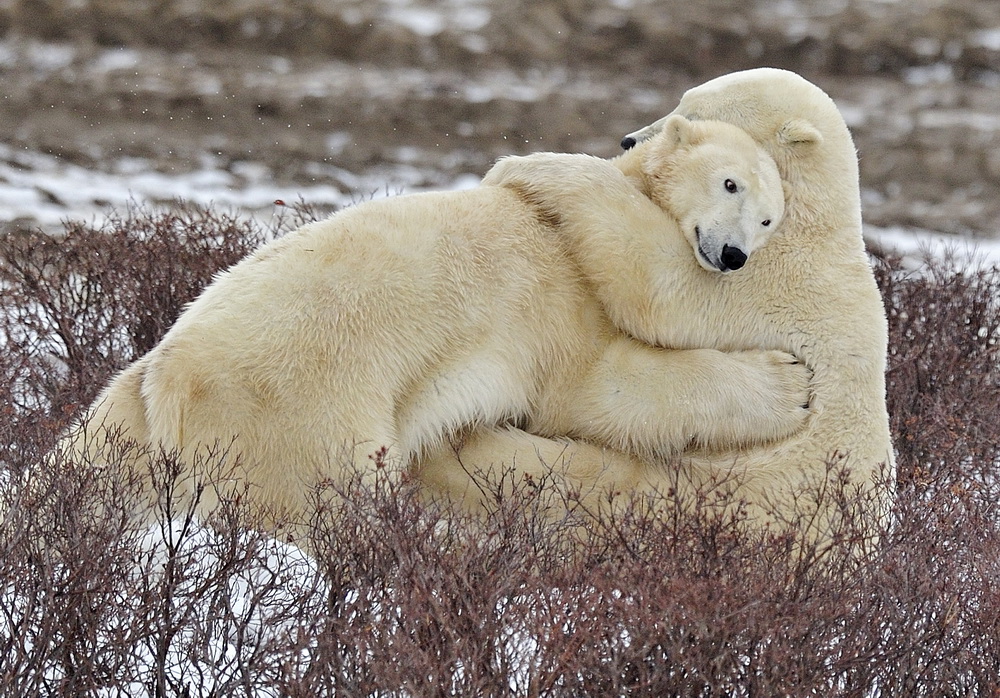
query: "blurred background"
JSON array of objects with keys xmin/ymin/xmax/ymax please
[{"xmin": 2, "ymin": 0, "xmax": 1000, "ymax": 256}]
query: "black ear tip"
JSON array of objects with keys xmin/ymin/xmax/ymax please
[{"xmin": 620, "ymin": 136, "xmax": 637, "ymax": 151}]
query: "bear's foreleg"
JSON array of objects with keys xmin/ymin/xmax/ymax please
[{"xmin": 547, "ymin": 337, "xmax": 811, "ymax": 456}]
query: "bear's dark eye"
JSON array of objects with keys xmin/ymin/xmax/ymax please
[
  {"xmin": 724, "ymin": 178, "xmax": 738, "ymax": 193},
  {"xmin": 762, "ymin": 219, "xmax": 771, "ymax": 227}
]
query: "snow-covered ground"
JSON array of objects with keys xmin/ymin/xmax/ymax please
[
  {"xmin": 867, "ymin": 224, "xmax": 1000, "ymax": 268},
  {"xmin": 3, "ymin": 0, "xmax": 1000, "ymax": 246},
  {"xmin": 0, "ymin": 138, "xmax": 481, "ymax": 232},
  {"xmin": 5, "ymin": 133, "xmax": 1000, "ymax": 268}
]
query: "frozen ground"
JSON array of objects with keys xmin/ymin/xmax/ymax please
[{"xmin": 1, "ymin": 0, "xmax": 1000, "ymax": 256}]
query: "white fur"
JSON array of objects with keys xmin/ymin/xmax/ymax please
[
  {"xmin": 421, "ymin": 69, "xmax": 895, "ymax": 539},
  {"xmin": 63, "ymin": 116, "xmax": 808, "ymax": 532}
]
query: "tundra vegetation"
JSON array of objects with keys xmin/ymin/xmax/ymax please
[{"xmin": 1, "ymin": 204, "xmax": 998, "ymax": 696}]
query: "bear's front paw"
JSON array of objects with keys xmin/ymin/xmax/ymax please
[
  {"xmin": 755, "ymin": 349, "xmax": 813, "ymax": 439},
  {"xmin": 689, "ymin": 349, "xmax": 812, "ymax": 451}
]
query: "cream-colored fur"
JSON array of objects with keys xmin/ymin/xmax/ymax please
[
  {"xmin": 63, "ymin": 116, "xmax": 807, "ymax": 529},
  {"xmin": 419, "ymin": 68, "xmax": 895, "ymax": 538}
]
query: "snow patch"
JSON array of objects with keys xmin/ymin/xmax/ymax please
[
  {"xmin": 0, "ymin": 141, "xmax": 486, "ymax": 233},
  {"xmin": 918, "ymin": 108, "xmax": 1000, "ymax": 132},
  {"xmin": 94, "ymin": 47, "xmax": 142, "ymax": 72},
  {"xmin": 386, "ymin": 7, "xmax": 446, "ymax": 36},
  {"xmin": 971, "ymin": 27, "xmax": 1000, "ymax": 51},
  {"xmin": 904, "ymin": 63, "xmax": 955, "ymax": 86},
  {"xmin": 867, "ymin": 224, "xmax": 1000, "ymax": 270},
  {"xmin": 452, "ymin": 5, "xmax": 491, "ymax": 32}
]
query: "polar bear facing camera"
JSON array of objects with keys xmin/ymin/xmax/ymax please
[
  {"xmin": 63, "ymin": 114, "xmax": 805, "ymax": 532},
  {"xmin": 422, "ymin": 68, "xmax": 894, "ymax": 541}
]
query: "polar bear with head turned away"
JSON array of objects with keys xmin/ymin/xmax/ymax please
[
  {"xmin": 419, "ymin": 68, "xmax": 894, "ymax": 543},
  {"xmin": 60, "ymin": 112, "xmax": 807, "ymax": 535}
]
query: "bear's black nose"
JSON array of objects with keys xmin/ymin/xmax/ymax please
[
  {"xmin": 721, "ymin": 244, "xmax": 747, "ymax": 271},
  {"xmin": 621, "ymin": 136, "xmax": 637, "ymax": 150}
]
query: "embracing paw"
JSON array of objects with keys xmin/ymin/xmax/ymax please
[
  {"xmin": 687, "ymin": 348, "xmax": 814, "ymax": 451},
  {"xmin": 756, "ymin": 349, "xmax": 813, "ymax": 437},
  {"xmin": 701, "ymin": 349, "xmax": 813, "ymax": 448}
]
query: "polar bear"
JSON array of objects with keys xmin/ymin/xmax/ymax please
[
  {"xmin": 63, "ymin": 115, "xmax": 806, "ymax": 530},
  {"xmin": 418, "ymin": 68, "xmax": 895, "ymax": 540}
]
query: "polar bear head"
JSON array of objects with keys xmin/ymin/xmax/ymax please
[
  {"xmin": 623, "ymin": 68, "xmax": 860, "ymax": 236},
  {"xmin": 641, "ymin": 115, "xmax": 784, "ymax": 273}
]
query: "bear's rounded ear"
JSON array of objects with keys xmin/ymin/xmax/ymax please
[
  {"xmin": 662, "ymin": 114, "xmax": 693, "ymax": 148},
  {"xmin": 778, "ymin": 118, "xmax": 823, "ymax": 146}
]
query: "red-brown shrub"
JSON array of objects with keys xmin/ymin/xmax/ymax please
[{"xmin": 1, "ymin": 207, "xmax": 999, "ymax": 696}]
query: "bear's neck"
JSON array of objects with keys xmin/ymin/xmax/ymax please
[{"xmin": 609, "ymin": 145, "xmax": 656, "ymax": 198}]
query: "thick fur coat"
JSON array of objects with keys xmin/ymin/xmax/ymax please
[
  {"xmin": 420, "ymin": 68, "xmax": 895, "ymax": 538},
  {"xmin": 64, "ymin": 116, "xmax": 806, "ymax": 529}
]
